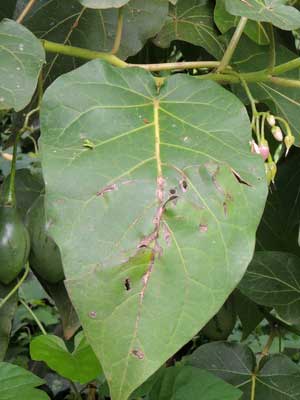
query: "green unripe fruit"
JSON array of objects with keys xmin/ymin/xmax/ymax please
[
  {"xmin": 26, "ymin": 196, "xmax": 64, "ymax": 283},
  {"xmin": 0, "ymin": 206, "xmax": 30, "ymax": 284},
  {"xmin": 202, "ymin": 300, "xmax": 236, "ymax": 341}
]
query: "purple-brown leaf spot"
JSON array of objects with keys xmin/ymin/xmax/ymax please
[
  {"xmin": 89, "ymin": 311, "xmax": 97, "ymax": 318},
  {"xmin": 131, "ymin": 349, "xmax": 144, "ymax": 359}
]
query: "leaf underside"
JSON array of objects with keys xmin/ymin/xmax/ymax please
[{"xmin": 40, "ymin": 60, "xmax": 267, "ymax": 400}]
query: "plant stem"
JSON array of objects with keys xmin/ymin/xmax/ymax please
[
  {"xmin": 0, "ymin": 263, "xmax": 30, "ymax": 309},
  {"xmin": 130, "ymin": 61, "xmax": 220, "ymax": 71},
  {"xmin": 42, "ymin": 40, "xmax": 128, "ymax": 68},
  {"xmin": 41, "ymin": 40, "xmax": 300, "ymax": 88},
  {"xmin": 6, "ymin": 132, "xmax": 19, "ymax": 206},
  {"xmin": 20, "ymin": 299, "xmax": 47, "ymax": 335},
  {"xmin": 69, "ymin": 381, "xmax": 82, "ymax": 400},
  {"xmin": 217, "ymin": 16, "xmax": 248, "ymax": 72},
  {"xmin": 16, "ymin": 0, "xmax": 37, "ymax": 23},
  {"xmin": 268, "ymin": 24, "xmax": 276, "ymax": 73},
  {"xmin": 110, "ymin": 7, "xmax": 124, "ymax": 55}
]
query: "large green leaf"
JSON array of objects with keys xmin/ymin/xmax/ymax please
[
  {"xmin": 188, "ymin": 342, "xmax": 300, "ymax": 399},
  {"xmin": 148, "ymin": 365, "xmax": 242, "ymax": 400},
  {"xmin": 77, "ymin": 0, "xmax": 130, "ymax": 8},
  {"xmin": 225, "ymin": 0, "xmax": 300, "ymax": 30},
  {"xmin": 20, "ymin": 0, "xmax": 168, "ymax": 78},
  {"xmin": 154, "ymin": 0, "xmax": 224, "ymax": 59},
  {"xmin": 0, "ymin": 362, "xmax": 49, "ymax": 400},
  {"xmin": 40, "ymin": 60, "xmax": 267, "ymax": 400},
  {"xmin": 239, "ymin": 251, "xmax": 300, "ymax": 324},
  {"xmin": 232, "ymin": 38, "xmax": 300, "ymax": 145},
  {"xmin": 0, "ymin": 283, "xmax": 18, "ymax": 361},
  {"xmin": 214, "ymin": 0, "xmax": 269, "ymax": 45},
  {"xmin": 30, "ymin": 332, "xmax": 102, "ymax": 384},
  {"xmin": 0, "ymin": 19, "xmax": 45, "ymax": 111}
]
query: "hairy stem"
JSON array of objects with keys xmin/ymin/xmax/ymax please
[
  {"xmin": 16, "ymin": 0, "xmax": 37, "ymax": 24},
  {"xmin": 217, "ymin": 17, "xmax": 248, "ymax": 72},
  {"xmin": 110, "ymin": 7, "xmax": 124, "ymax": 55}
]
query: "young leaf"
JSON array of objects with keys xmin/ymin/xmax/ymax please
[
  {"xmin": 0, "ymin": 362, "xmax": 50, "ymax": 400},
  {"xmin": 149, "ymin": 365, "xmax": 242, "ymax": 400},
  {"xmin": 0, "ymin": 19, "xmax": 45, "ymax": 111},
  {"xmin": 0, "ymin": 283, "xmax": 18, "ymax": 361},
  {"xmin": 188, "ymin": 342, "xmax": 300, "ymax": 400},
  {"xmin": 239, "ymin": 251, "xmax": 300, "ymax": 324},
  {"xmin": 30, "ymin": 332, "xmax": 102, "ymax": 384},
  {"xmin": 77, "ymin": 0, "xmax": 130, "ymax": 8},
  {"xmin": 214, "ymin": 0, "xmax": 269, "ymax": 45},
  {"xmin": 225, "ymin": 0, "xmax": 300, "ymax": 30},
  {"xmin": 40, "ymin": 60, "xmax": 267, "ymax": 400},
  {"xmin": 154, "ymin": 0, "xmax": 224, "ymax": 59}
]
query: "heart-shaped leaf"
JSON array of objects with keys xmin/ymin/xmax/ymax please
[
  {"xmin": 214, "ymin": 0, "xmax": 269, "ymax": 45},
  {"xmin": 0, "ymin": 19, "xmax": 45, "ymax": 111},
  {"xmin": 0, "ymin": 362, "xmax": 50, "ymax": 400},
  {"xmin": 154, "ymin": 0, "xmax": 224, "ymax": 59},
  {"xmin": 40, "ymin": 60, "xmax": 267, "ymax": 400},
  {"xmin": 188, "ymin": 342, "xmax": 300, "ymax": 400},
  {"xmin": 239, "ymin": 251, "xmax": 300, "ymax": 324},
  {"xmin": 77, "ymin": 0, "xmax": 130, "ymax": 8},
  {"xmin": 148, "ymin": 365, "xmax": 242, "ymax": 400},
  {"xmin": 30, "ymin": 332, "xmax": 102, "ymax": 384},
  {"xmin": 225, "ymin": 0, "xmax": 300, "ymax": 30}
]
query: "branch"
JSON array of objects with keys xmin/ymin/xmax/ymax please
[
  {"xmin": 217, "ymin": 17, "xmax": 248, "ymax": 73},
  {"xmin": 16, "ymin": 0, "xmax": 37, "ymax": 24},
  {"xmin": 110, "ymin": 7, "xmax": 124, "ymax": 55},
  {"xmin": 42, "ymin": 40, "xmax": 300, "ymax": 89}
]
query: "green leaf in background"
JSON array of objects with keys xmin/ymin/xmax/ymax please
[
  {"xmin": 0, "ymin": 283, "xmax": 18, "ymax": 361},
  {"xmin": 239, "ymin": 251, "xmax": 300, "ymax": 325},
  {"xmin": 256, "ymin": 150, "xmax": 300, "ymax": 256},
  {"xmin": 154, "ymin": 0, "xmax": 224, "ymax": 59},
  {"xmin": 0, "ymin": 19, "xmax": 45, "ymax": 111},
  {"xmin": 232, "ymin": 290, "xmax": 264, "ymax": 340},
  {"xmin": 188, "ymin": 342, "xmax": 300, "ymax": 399},
  {"xmin": 225, "ymin": 0, "xmax": 300, "ymax": 30},
  {"xmin": 232, "ymin": 38, "xmax": 300, "ymax": 145},
  {"xmin": 77, "ymin": 0, "xmax": 130, "ymax": 8},
  {"xmin": 214, "ymin": 0, "xmax": 269, "ymax": 45},
  {"xmin": 0, "ymin": 1, "xmax": 17, "ymax": 20},
  {"xmin": 20, "ymin": 0, "xmax": 168, "ymax": 79},
  {"xmin": 0, "ymin": 361, "xmax": 50, "ymax": 400},
  {"xmin": 40, "ymin": 59, "xmax": 266, "ymax": 400},
  {"xmin": 30, "ymin": 332, "xmax": 102, "ymax": 384},
  {"xmin": 148, "ymin": 365, "xmax": 242, "ymax": 400}
]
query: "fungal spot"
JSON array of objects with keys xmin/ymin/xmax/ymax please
[
  {"xmin": 131, "ymin": 349, "xmax": 144, "ymax": 360},
  {"xmin": 180, "ymin": 180, "xmax": 188, "ymax": 192},
  {"xmin": 143, "ymin": 118, "xmax": 150, "ymax": 124},
  {"xmin": 231, "ymin": 168, "xmax": 252, "ymax": 186},
  {"xmin": 223, "ymin": 202, "xmax": 228, "ymax": 216},
  {"xmin": 124, "ymin": 278, "xmax": 131, "ymax": 291},
  {"xmin": 89, "ymin": 311, "xmax": 97, "ymax": 319},
  {"xmin": 169, "ymin": 188, "xmax": 176, "ymax": 195},
  {"xmin": 97, "ymin": 184, "xmax": 118, "ymax": 196},
  {"xmin": 199, "ymin": 224, "xmax": 208, "ymax": 233}
]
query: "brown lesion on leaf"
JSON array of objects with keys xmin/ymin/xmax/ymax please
[
  {"xmin": 180, "ymin": 179, "xmax": 188, "ymax": 192},
  {"xmin": 96, "ymin": 183, "xmax": 118, "ymax": 196},
  {"xmin": 199, "ymin": 224, "xmax": 208, "ymax": 233},
  {"xmin": 124, "ymin": 278, "xmax": 131, "ymax": 291},
  {"xmin": 131, "ymin": 349, "xmax": 144, "ymax": 360},
  {"xmin": 231, "ymin": 168, "xmax": 252, "ymax": 187}
]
